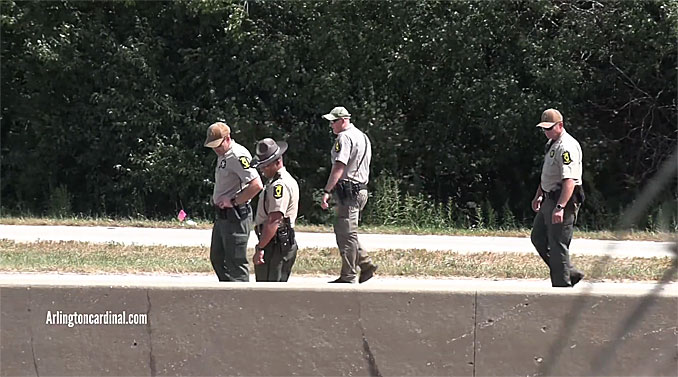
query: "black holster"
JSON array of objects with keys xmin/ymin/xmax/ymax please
[
  {"xmin": 275, "ymin": 217, "xmax": 295, "ymax": 253},
  {"xmin": 335, "ymin": 180, "xmax": 365, "ymax": 206},
  {"xmin": 573, "ymin": 185, "xmax": 585, "ymax": 205},
  {"xmin": 543, "ymin": 185, "xmax": 585, "ymax": 206},
  {"xmin": 215, "ymin": 204, "xmax": 250, "ymax": 222},
  {"xmin": 255, "ymin": 217, "xmax": 296, "ymax": 253}
]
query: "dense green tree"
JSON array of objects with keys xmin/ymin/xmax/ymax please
[{"xmin": 1, "ymin": 0, "xmax": 675, "ymax": 229}]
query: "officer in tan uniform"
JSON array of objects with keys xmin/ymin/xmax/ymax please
[
  {"xmin": 319, "ymin": 106, "xmax": 378, "ymax": 283},
  {"xmin": 204, "ymin": 122, "xmax": 263, "ymax": 282},
  {"xmin": 251, "ymin": 138, "xmax": 300, "ymax": 282},
  {"xmin": 531, "ymin": 109, "xmax": 585, "ymax": 287}
]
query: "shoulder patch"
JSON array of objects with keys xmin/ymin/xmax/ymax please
[
  {"xmin": 334, "ymin": 140, "xmax": 341, "ymax": 153},
  {"xmin": 238, "ymin": 156, "xmax": 251, "ymax": 169},
  {"xmin": 273, "ymin": 184, "xmax": 284, "ymax": 199},
  {"xmin": 562, "ymin": 151, "xmax": 572, "ymax": 165}
]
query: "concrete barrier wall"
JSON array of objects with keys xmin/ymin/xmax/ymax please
[{"xmin": 1, "ymin": 285, "xmax": 676, "ymax": 376}]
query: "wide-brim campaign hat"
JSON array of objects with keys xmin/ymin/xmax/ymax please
[{"xmin": 251, "ymin": 138, "xmax": 288, "ymax": 168}]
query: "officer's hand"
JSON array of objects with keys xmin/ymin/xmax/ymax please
[
  {"xmin": 320, "ymin": 192, "xmax": 330, "ymax": 210},
  {"xmin": 531, "ymin": 196, "xmax": 543, "ymax": 212},
  {"xmin": 552, "ymin": 208, "xmax": 564, "ymax": 224},
  {"xmin": 253, "ymin": 249, "xmax": 265, "ymax": 265}
]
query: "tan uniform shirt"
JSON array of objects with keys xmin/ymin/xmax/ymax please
[
  {"xmin": 212, "ymin": 141, "xmax": 260, "ymax": 204},
  {"xmin": 254, "ymin": 167, "xmax": 299, "ymax": 227},
  {"xmin": 540, "ymin": 130, "xmax": 583, "ymax": 192},
  {"xmin": 331, "ymin": 124, "xmax": 372, "ymax": 184}
]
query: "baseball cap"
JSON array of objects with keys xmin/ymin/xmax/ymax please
[
  {"xmin": 204, "ymin": 122, "xmax": 231, "ymax": 148},
  {"xmin": 322, "ymin": 106, "xmax": 351, "ymax": 121},
  {"xmin": 536, "ymin": 109, "xmax": 563, "ymax": 128}
]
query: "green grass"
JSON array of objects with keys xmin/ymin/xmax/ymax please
[
  {"xmin": 1, "ymin": 216, "xmax": 674, "ymax": 241},
  {"xmin": 0, "ymin": 240, "xmax": 674, "ymax": 282}
]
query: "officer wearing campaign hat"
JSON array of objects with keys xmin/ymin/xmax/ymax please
[
  {"xmin": 204, "ymin": 122, "xmax": 263, "ymax": 282},
  {"xmin": 531, "ymin": 109, "xmax": 585, "ymax": 287},
  {"xmin": 319, "ymin": 106, "xmax": 378, "ymax": 284},
  {"xmin": 251, "ymin": 138, "xmax": 300, "ymax": 282}
]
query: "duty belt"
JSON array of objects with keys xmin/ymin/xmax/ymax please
[
  {"xmin": 215, "ymin": 205, "xmax": 250, "ymax": 220},
  {"xmin": 543, "ymin": 185, "xmax": 585, "ymax": 204},
  {"xmin": 543, "ymin": 190, "xmax": 560, "ymax": 200},
  {"xmin": 341, "ymin": 180, "xmax": 368, "ymax": 190}
]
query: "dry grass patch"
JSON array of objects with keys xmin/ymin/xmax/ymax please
[
  {"xmin": 0, "ymin": 240, "xmax": 674, "ymax": 282},
  {"xmin": 0, "ymin": 240, "xmax": 208, "ymax": 274}
]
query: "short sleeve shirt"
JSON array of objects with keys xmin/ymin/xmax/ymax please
[
  {"xmin": 254, "ymin": 167, "xmax": 299, "ymax": 227},
  {"xmin": 330, "ymin": 124, "xmax": 372, "ymax": 184},
  {"xmin": 540, "ymin": 130, "xmax": 583, "ymax": 192},
  {"xmin": 212, "ymin": 141, "xmax": 260, "ymax": 204}
]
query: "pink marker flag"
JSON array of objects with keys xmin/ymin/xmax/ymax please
[{"xmin": 177, "ymin": 209, "xmax": 187, "ymax": 222}]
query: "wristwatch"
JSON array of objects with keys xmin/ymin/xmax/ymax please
[
  {"xmin": 255, "ymin": 244, "xmax": 263, "ymax": 252},
  {"xmin": 556, "ymin": 204, "xmax": 565, "ymax": 210}
]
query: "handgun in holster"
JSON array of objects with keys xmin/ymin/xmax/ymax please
[
  {"xmin": 230, "ymin": 204, "xmax": 250, "ymax": 221},
  {"xmin": 573, "ymin": 185, "xmax": 585, "ymax": 205},
  {"xmin": 335, "ymin": 180, "xmax": 363, "ymax": 206},
  {"xmin": 275, "ymin": 217, "xmax": 295, "ymax": 252},
  {"xmin": 215, "ymin": 205, "xmax": 249, "ymax": 222}
]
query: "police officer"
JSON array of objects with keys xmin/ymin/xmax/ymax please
[
  {"xmin": 251, "ymin": 138, "xmax": 300, "ymax": 282},
  {"xmin": 531, "ymin": 109, "xmax": 585, "ymax": 287},
  {"xmin": 204, "ymin": 122, "xmax": 263, "ymax": 282},
  {"xmin": 319, "ymin": 106, "xmax": 378, "ymax": 283}
]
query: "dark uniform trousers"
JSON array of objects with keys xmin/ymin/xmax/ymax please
[
  {"xmin": 530, "ymin": 196, "xmax": 580, "ymax": 287},
  {"xmin": 334, "ymin": 189, "xmax": 373, "ymax": 281},
  {"xmin": 254, "ymin": 239, "xmax": 298, "ymax": 282},
  {"xmin": 210, "ymin": 206, "xmax": 252, "ymax": 282}
]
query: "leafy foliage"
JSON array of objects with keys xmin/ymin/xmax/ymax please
[{"xmin": 1, "ymin": 0, "xmax": 675, "ymax": 230}]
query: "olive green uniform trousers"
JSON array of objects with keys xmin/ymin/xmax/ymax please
[
  {"xmin": 210, "ymin": 208, "xmax": 252, "ymax": 282},
  {"xmin": 254, "ymin": 240, "xmax": 298, "ymax": 282},
  {"xmin": 334, "ymin": 189, "xmax": 374, "ymax": 282},
  {"xmin": 530, "ymin": 197, "xmax": 581, "ymax": 287}
]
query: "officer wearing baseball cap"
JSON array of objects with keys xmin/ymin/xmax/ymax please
[
  {"xmin": 320, "ymin": 106, "xmax": 378, "ymax": 284},
  {"xmin": 531, "ymin": 109, "xmax": 585, "ymax": 287},
  {"xmin": 204, "ymin": 122, "xmax": 263, "ymax": 282},
  {"xmin": 251, "ymin": 138, "xmax": 300, "ymax": 282}
]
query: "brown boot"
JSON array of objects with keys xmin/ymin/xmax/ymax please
[{"xmin": 359, "ymin": 264, "xmax": 378, "ymax": 284}]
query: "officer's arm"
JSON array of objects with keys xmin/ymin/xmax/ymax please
[
  {"xmin": 324, "ymin": 162, "xmax": 346, "ymax": 192},
  {"xmin": 257, "ymin": 212, "xmax": 284, "ymax": 249},
  {"xmin": 534, "ymin": 185, "xmax": 544, "ymax": 200},
  {"xmin": 556, "ymin": 179, "xmax": 575, "ymax": 208},
  {"xmin": 233, "ymin": 177, "xmax": 263, "ymax": 205}
]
